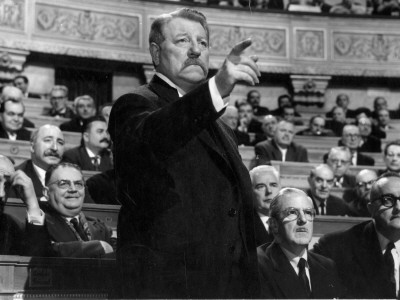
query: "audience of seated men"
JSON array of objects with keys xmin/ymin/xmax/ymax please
[
  {"xmin": 329, "ymin": 0, "xmax": 371, "ymax": 14},
  {"xmin": 379, "ymin": 140, "xmax": 400, "ymax": 175},
  {"xmin": 343, "ymin": 169, "xmax": 377, "ymax": 217},
  {"xmin": 282, "ymin": 105, "xmax": 304, "ymax": 126},
  {"xmin": 340, "ymin": 124, "xmax": 375, "ymax": 166},
  {"xmin": 47, "ymin": 85, "xmax": 75, "ymax": 118},
  {"xmin": 255, "ymin": 120, "xmax": 308, "ymax": 165},
  {"xmin": 1, "ymin": 86, "xmax": 35, "ymax": 128},
  {"xmin": 246, "ymin": 89, "xmax": 269, "ymax": 116},
  {"xmin": 237, "ymin": 102, "xmax": 262, "ymax": 134},
  {"xmin": 86, "ymin": 169, "xmax": 118, "ymax": 205},
  {"xmin": 326, "ymin": 93, "xmax": 357, "ymax": 118},
  {"xmin": 252, "ymin": 115, "xmax": 277, "ymax": 145},
  {"xmin": 270, "ymin": 94, "xmax": 301, "ymax": 118},
  {"xmin": 325, "ymin": 106, "xmax": 346, "ymax": 136},
  {"xmin": 0, "ymin": 99, "xmax": 31, "ymax": 141},
  {"xmin": 62, "ymin": 116, "xmax": 113, "ymax": 172},
  {"xmin": 220, "ymin": 106, "xmax": 251, "ymax": 146},
  {"xmin": 0, "ymin": 155, "xmax": 24, "ymax": 255},
  {"xmin": 13, "ymin": 75, "xmax": 41, "ymax": 99},
  {"xmin": 60, "ymin": 95, "xmax": 96, "ymax": 133},
  {"xmin": 372, "ymin": 0, "xmax": 400, "ymax": 14},
  {"xmin": 325, "ymin": 146, "xmax": 356, "ymax": 188},
  {"xmin": 356, "ymin": 116, "xmax": 382, "ymax": 152},
  {"xmin": 313, "ymin": 172, "xmax": 400, "ymax": 298},
  {"xmin": 307, "ymin": 164, "xmax": 350, "ymax": 216},
  {"xmin": 24, "ymin": 162, "xmax": 114, "ymax": 258},
  {"xmin": 296, "ymin": 115, "xmax": 335, "ymax": 136},
  {"xmin": 250, "ymin": 165, "xmax": 279, "ymax": 247},
  {"xmin": 257, "ymin": 188, "xmax": 344, "ymax": 299},
  {"xmin": 371, "ymin": 96, "xmax": 397, "ymax": 120}
]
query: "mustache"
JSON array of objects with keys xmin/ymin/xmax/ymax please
[
  {"xmin": 44, "ymin": 150, "xmax": 61, "ymax": 158},
  {"xmin": 100, "ymin": 138, "xmax": 110, "ymax": 144},
  {"xmin": 183, "ymin": 58, "xmax": 207, "ymax": 75}
]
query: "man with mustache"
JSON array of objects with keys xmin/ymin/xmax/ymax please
[
  {"xmin": 257, "ymin": 188, "xmax": 344, "ymax": 298},
  {"xmin": 16, "ymin": 124, "xmax": 65, "ymax": 200},
  {"xmin": 307, "ymin": 164, "xmax": 350, "ymax": 216},
  {"xmin": 313, "ymin": 172, "xmax": 400, "ymax": 298},
  {"xmin": 255, "ymin": 120, "xmax": 308, "ymax": 166},
  {"xmin": 63, "ymin": 116, "xmax": 112, "ymax": 172},
  {"xmin": 108, "ymin": 7, "xmax": 261, "ymax": 298}
]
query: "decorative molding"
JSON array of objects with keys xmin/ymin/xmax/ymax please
[
  {"xmin": 295, "ymin": 28, "xmax": 326, "ymax": 60},
  {"xmin": 290, "ymin": 75, "xmax": 331, "ymax": 106},
  {"xmin": 0, "ymin": 47, "xmax": 29, "ymax": 80},
  {"xmin": 0, "ymin": 0, "xmax": 24, "ymax": 32}
]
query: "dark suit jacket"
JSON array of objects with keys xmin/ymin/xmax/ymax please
[
  {"xmin": 23, "ymin": 118, "xmax": 35, "ymax": 128},
  {"xmin": 307, "ymin": 190, "xmax": 350, "ymax": 216},
  {"xmin": 108, "ymin": 75, "xmax": 259, "ymax": 298},
  {"xmin": 338, "ymin": 173, "xmax": 356, "ymax": 188},
  {"xmin": 86, "ymin": 169, "xmax": 118, "ymax": 205},
  {"xmin": 59, "ymin": 117, "xmax": 85, "ymax": 133},
  {"xmin": 255, "ymin": 139, "xmax": 308, "ymax": 166},
  {"xmin": 357, "ymin": 152, "xmax": 375, "ymax": 166},
  {"xmin": 360, "ymin": 135, "xmax": 382, "ymax": 153},
  {"xmin": 62, "ymin": 146, "xmax": 113, "ymax": 172},
  {"xmin": 258, "ymin": 242, "xmax": 344, "ymax": 298},
  {"xmin": 234, "ymin": 129, "xmax": 251, "ymax": 146},
  {"xmin": 0, "ymin": 126, "xmax": 31, "ymax": 141},
  {"xmin": 313, "ymin": 220, "xmax": 394, "ymax": 298},
  {"xmin": 0, "ymin": 214, "xmax": 24, "ymax": 255},
  {"xmin": 254, "ymin": 214, "xmax": 274, "ymax": 247},
  {"xmin": 25, "ymin": 204, "xmax": 113, "ymax": 258},
  {"xmin": 296, "ymin": 128, "xmax": 335, "ymax": 137}
]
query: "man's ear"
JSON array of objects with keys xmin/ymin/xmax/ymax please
[
  {"xmin": 83, "ymin": 132, "xmax": 89, "ymax": 144},
  {"xmin": 42, "ymin": 186, "xmax": 49, "ymax": 201},
  {"xmin": 149, "ymin": 42, "xmax": 160, "ymax": 67}
]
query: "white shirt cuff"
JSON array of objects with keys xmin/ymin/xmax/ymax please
[
  {"xmin": 209, "ymin": 77, "xmax": 229, "ymax": 113},
  {"xmin": 27, "ymin": 209, "xmax": 45, "ymax": 225}
]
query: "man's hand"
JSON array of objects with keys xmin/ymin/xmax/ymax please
[
  {"xmin": 11, "ymin": 170, "xmax": 41, "ymax": 216},
  {"xmin": 215, "ymin": 38, "xmax": 261, "ymax": 99}
]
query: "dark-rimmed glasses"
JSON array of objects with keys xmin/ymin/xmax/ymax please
[
  {"xmin": 280, "ymin": 207, "xmax": 316, "ymax": 222},
  {"xmin": 48, "ymin": 180, "xmax": 85, "ymax": 190},
  {"xmin": 372, "ymin": 194, "xmax": 400, "ymax": 208}
]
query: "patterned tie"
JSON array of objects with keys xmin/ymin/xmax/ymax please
[
  {"xmin": 298, "ymin": 258, "xmax": 312, "ymax": 298},
  {"xmin": 91, "ymin": 155, "xmax": 100, "ymax": 171},
  {"xmin": 384, "ymin": 242, "xmax": 396, "ymax": 295},
  {"xmin": 70, "ymin": 218, "xmax": 88, "ymax": 241}
]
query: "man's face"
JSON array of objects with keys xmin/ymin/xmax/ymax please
[
  {"xmin": 14, "ymin": 78, "xmax": 27, "ymax": 94},
  {"xmin": 336, "ymin": 95, "xmax": 349, "ymax": 109},
  {"xmin": 326, "ymin": 150, "xmax": 351, "ymax": 178},
  {"xmin": 278, "ymin": 97, "xmax": 291, "ymax": 108},
  {"xmin": 310, "ymin": 117, "xmax": 325, "ymax": 135},
  {"xmin": 84, "ymin": 121, "xmax": 110, "ymax": 150},
  {"xmin": 342, "ymin": 127, "xmax": 361, "ymax": 150},
  {"xmin": 378, "ymin": 110, "xmax": 390, "ymax": 126},
  {"xmin": 46, "ymin": 166, "xmax": 85, "ymax": 218},
  {"xmin": 76, "ymin": 99, "xmax": 96, "ymax": 120},
  {"xmin": 248, "ymin": 91, "xmax": 261, "ymax": 107},
  {"xmin": 274, "ymin": 122, "xmax": 294, "ymax": 148},
  {"xmin": 369, "ymin": 177, "xmax": 400, "ymax": 236},
  {"xmin": 154, "ymin": 17, "xmax": 209, "ymax": 91},
  {"xmin": 238, "ymin": 104, "xmax": 254, "ymax": 124},
  {"xmin": 276, "ymin": 193, "xmax": 314, "ymax": 253},
  {"xmin": 332, "ymin": 107, "xmax": 345, "ymax": 122},
  {"xmin": 308, "ymin": 167, "xmax": 334, "ymax": 201},
  {"xmin": 283, "ymin": 107, "xmax": 295, "ymax": 122},
  {"xmin": 375, "ymin": 98, "xmax": 388, "ymax": 111},
  {"xmin": 384, "ymin": 145, "xmax": 400, "ymax": 172},
  {"xmin": 262, "ymin": 116, "xmax": 277, "ymax": 138},
  {"xmin": 356, "ymin": 171, "xmax": 377, "ymax": 201},
  {"xmin": 252, "ymin": 171, "xmax": 280, "ymax": 216},
  {"xmin": 32, "ymin": 126, "xmax": 65, "ymax": 170},
  {"xmin": 1, "ymin": 101, "xmax": 24, "ymax": 133},
  {"xmin": 220, "ymin": 108, "xmax": 238, "ymax": 130},
  {"xmin": 50, "ymin": 90, "xmax": 67, "ymax": 112},
  {"xmin": 358, "ymin": 117, "xmax": 372, "ymax": 137}
]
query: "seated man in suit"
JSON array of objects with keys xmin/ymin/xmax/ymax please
[
  {"xmin": 341, "ymin": 124, "xmax": 375, "ymax": 166},
  {"xmin": 220, "ymin": 106, "xmax": 251, "ymax": 146},
  {"xmin": 282, "ymin": 105, "xmax": 303, "ymax": 126},
  {"xmin": 24, "ymin": 162, "xmax": 114, "ymax": 258},
  {"xmin": 380, "ymin": 140, "xmax": 400, "ymax": 175},
  {"xmin": 374, "ymin": 108, "xmax": 395, "ymax": 139},
  {"xmin": 255, "ymin": 120, "xmax": 308, "ymax": 166},
  {"xmin": 252, "ymin": 114, "xmax": 277, "ymax": 145},
  {"xmin": 307, "ymin": 164, "xmax": 350, "ymax": 216},
  {"xmin": 270, "ymin": 94, "xmax": 301, "ymax": 118},
  {"xmin": 296, "ymin": 115, "xmax": 335, "ymax": 137},
  {"xmin": 258, "ymin": 187, "xmax": 344, "ymax": 298},
  {"xmin": 325, "ymin": 146, "xmax": 356, "ymax": 188},
  {"xmin": 325, "ymin": 106, "xmax": 346, "ymax": 137},
  {"xmin": 326, "ymin": 93, "xmax": 356, "ymax": 119},
  {"xmin": 13, "ymin": 75, "xmax": 41, "ymax": 99},
  {"xmin": 343, "ymin": 168, "xmax": 377, "ymax": 217},
  {"xmin": 237, "ymin": 102, "xmax": 262, "ymax": 134},
  {"xmin": 356, "ymin": 116, "xmax": 382, "ymax": 152},
  {"xmin": 63, "ymin": 116, "xmax": 113, "ymax": 172},
  {"xmin": 250, "ymin": 165, "xmax": 280, "ymax": 246},
  {"xmin": 313, "ymin": 172, "xmax": 400, "ymax": 298},
  {"xmin": 246, "ymin": 89, "xmax": 269, "ymax": 116},
  {"xmin": 47, "ymin": 85, "xmax": 75, "ymax": 118},
  {"xmin": 0, "ymin": 99, "xmax": 31, "ymax": 141},
  {"xmin": 60, "ymin": 95, "xmax": 96, "ymax": 133},
  {"xmin": 1, "ymin": 86, "xmax": 34, "ymax": 128},
  {"xmin": 16, "ymin": 124, "xmax": 65, "ymax": 200}
]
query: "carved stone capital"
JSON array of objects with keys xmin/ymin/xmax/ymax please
[
  {"xmin": 0, "ymin": 47, "xmax": 29, "ymax": 80},
  {"xmin": 290, "ymin": 75, "xmax": 331, "ymax": 106}
]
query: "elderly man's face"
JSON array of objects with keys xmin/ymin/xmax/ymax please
[
  {"xmin": 252, "ymin": 170, "xmax": 280, "ymax": 216},
  {"xmin": 310, "ymin": 117, "xmax": 325, "ymax": 135},
  {"xmin": 76, "ymin": 99, "xmax": 95, "ymax": 120},
  {"xmin": 46, "ymin": 166, "xmax": 85, "ymax": 217},
  {"xmin": 155, "ymin": 17, "xmax": 209, "ymax": 90},
  {"xmin": 342, "ymin": 127, "xmax": 361, "ymax": 150},
  {"xmin": 384, "ymin": 145, "xmax": 400, "ymax": 172},
  {"xmin": 1, "ymin": 101, "xmax": 24, "ymax": 133},
  {"xmin": 332, "ymin": 107, "xmax": 345, "ymax": 122},
  {"xmin": 50, "ymin": 89, "xmax": 68, "ymax": 112},
  {"xmin": 356, "ymin": 171, "xmax": 377, "ymax": 201},
  {"xmin": 308, "ymin": 167, "xmax": 334, "ymax": 201},
  {"xmin": 327, "ymin": 150, "xmax": 351, "ymax": 178},
  {"xmin": 274, "ymin": 122, "xmax": 294, "ymax": 148},
  {"xmin": 32, "ymin": 126, "xmax": 65, "ymax": 170},
  {"xmin": 262, "ymin": 116, "xmax": 277, "ymax": 138},
  {"xmin": 358, "ymin": 117, "xmax": 372, "ymax": 137}
]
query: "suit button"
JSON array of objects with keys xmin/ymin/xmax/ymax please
[{"xmin": 228, "ymin": 208, "xmax": 238, "ymax": 217}]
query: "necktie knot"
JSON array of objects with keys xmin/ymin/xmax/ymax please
[
  {"xmin": 92, "ymin": 155, "xmax": 100, "ymax": 170},
  {"xmin": 70, "ymin": 218, "xmax": 88, "ymax": 241},
  {"xmin": 298, "ymin": 257, "xmax": 307, "ymax": 270}
]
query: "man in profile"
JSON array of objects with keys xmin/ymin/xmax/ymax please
[
  {"xmin": 109, "ymin": 8, "xmax": 261, "ymax": 298},
  {"xmin": 257, "ymin": 188, "xmax": 344, "ymax": 298}
]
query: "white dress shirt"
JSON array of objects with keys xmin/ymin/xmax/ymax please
[{"xmin": 281, "ymin": 246, "xmax": 312, "ymax": 291}]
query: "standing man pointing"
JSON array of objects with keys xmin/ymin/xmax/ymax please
[{"xmin": 109, "ymin": 8, "xmax": 261, "ymax": 299}]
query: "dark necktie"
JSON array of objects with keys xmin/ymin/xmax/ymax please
[
  {"xmin": 384, "ymin": 242, "xmax": 396, "ymax": 294},
  {"xmin": 298, "ymin": 258, "xmax": 312, "ymax": 298},
  {"xmin": 91, "ymin": 156, "xmax": 100, "ymax": 171},
  {"xmin": 320, "ymin": 201, "xmax": 326, "ymax": 215},
  {"xmin": 70, "ymin": 218, "xmax": 88, "ymax": 241}
]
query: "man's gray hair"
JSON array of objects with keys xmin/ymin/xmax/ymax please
[
  {"xmin": 269, "ymin": 187, "xmax": 310, "ymax": 219},
  {"xmin": 249, "ymin": 165, "xmax": 279, "ymax": 184}
]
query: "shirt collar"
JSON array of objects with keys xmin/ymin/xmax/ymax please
[
  {"xmin": 85, "ymin": 147, "xmax": 97, "ymax": 158},
  {"xmin": 155, "ymin": 72, "xmax": 186, "ymax": 97},
  {"xmin": 32, "ymin": 162, "xmax": 46, "ymax": 186},
  {"xmin": 280, "ymin": 245, "xmax": 309, "ymax": 268},
  {"xmin": 374, "ymin": 221, "xmax": 400, "ymax": 252}
]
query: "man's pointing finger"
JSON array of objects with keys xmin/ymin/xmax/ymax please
[{"xmin": 229, "ymin": 38, "xmax": 253, "ymax": 57}]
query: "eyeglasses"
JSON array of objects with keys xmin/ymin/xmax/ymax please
[
  {"xmin": 48, "ymin": 180, "xmax": 85, "ymax": 190},
  {"xmin": 344, "ymin": 134, "xmax": 361, "ymax": 138},
  {"xmin": 280, "ymin": 207, "xmax": 316, "ymax": 222},
  {"xmin": 357, "ymin": 180, "xmax": 375, "ymax": 188},
  {"xmin": 372, "ymin": 194, "xmax": 400, "ymax": 208}
]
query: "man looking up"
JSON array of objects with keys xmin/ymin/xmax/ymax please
[
  {"xmin": 250, "ymin": 165, "xmax": 280, "ymax": 246},
  {"xmin": 0, "ymin": 99, "xmax": 31, "ymax": 141},
  {"xmin": 109, "ymin": 8, "xmax": 261, "ymax": 298}
]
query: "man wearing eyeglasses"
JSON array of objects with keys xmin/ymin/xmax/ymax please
[
  {"xmin": 47, "ymin": 85, "xmax": 75, "ymax": 119},
  {"xmin": 24, "ymin": 162, "xmax": 114, "ymax": 258},
  {"xmin": 325, "ymin": 146, "xmax": 356, "ymax": 188},
  {"xmin": 313, "ymin": 172, "xmax": 400, "ymax": 298},
  {"xmin": 340, "ymin": 125, "xmax": 374, "ymax": 166},
  {"xmin": 257, "ymin": 187, "xmax": 344, "ymax": 298}
]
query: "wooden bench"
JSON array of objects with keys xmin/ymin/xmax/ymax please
[{"xmin": 26, "ymin": 115, "xmax": 70, "ymax": 128}]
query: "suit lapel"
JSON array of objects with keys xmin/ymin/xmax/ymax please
[
  {"xmin": 271, "ymin": 140, "xmax": 283, "ymax": 161},
  {"xmin": 27, "ymin": 160, "xmax": 45, "ymax": 197},
  {"xmin": 45, "ymin": 211, "xmax": 78, "ymax": 242},
  {"xmin": 148, "ymin": 75, "xmax": 180, "ymax": 104}
]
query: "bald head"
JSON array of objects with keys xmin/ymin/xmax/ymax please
[
  {"xmin": 220, "ymin": 106, "xmax": 238, "ymax": 130},
  {"xmin": 355, "ymin": 169, "xmax": 377, "ymax": 201},
  {"xmin": 1, "ymin": 86, "xmax": 24, "ymax": 102}
]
